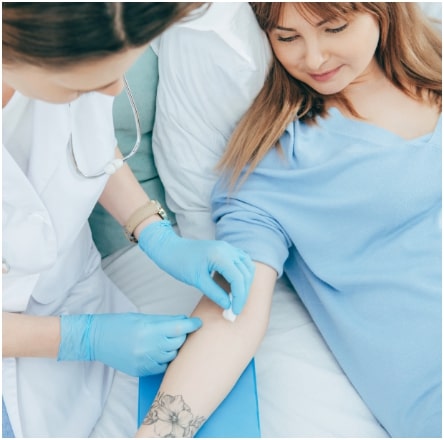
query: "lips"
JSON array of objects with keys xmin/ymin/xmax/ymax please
[{"xmin": 309, "ymin": 66, "xmax": 341, "ymax": 82}]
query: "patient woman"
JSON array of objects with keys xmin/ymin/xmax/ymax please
[{"xmin": 137, "ymin": 2, "xmax": 441, "ymax": 438}]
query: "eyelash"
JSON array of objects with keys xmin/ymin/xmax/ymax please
[
  {"xmin": 277, "ymin": 36, "xmax": 299, "ymax": 42},
  {"xmin": 277, "ymin": 23, "xmax": 348, "ymax": 42},
  {"xmin": 328, "ymin": 23, "xmax": 348, "ymax": 33}
]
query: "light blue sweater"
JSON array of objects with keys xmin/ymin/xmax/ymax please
[{"xmin": 212, "ymin": 108, "xmax": 442, "ymax": 437}]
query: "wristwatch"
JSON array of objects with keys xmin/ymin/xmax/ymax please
[{"xmin": 123, "ymin": 200, "xmax": 168, "ymax": 243}]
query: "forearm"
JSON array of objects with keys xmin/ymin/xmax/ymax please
[
  {"xmin": 99, "ymin": 147, "xmax": 161, "ymax": 238},
  {"xmin": 135, "ymin": 262, "xmax": 276, "ymax": 438},
  {"xmin": 2, "ymin": 312, "xmax": 60, "ymax": 358}
]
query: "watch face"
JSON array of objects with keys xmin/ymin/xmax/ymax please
[{"xmin": 158, "ymin": 206, "xmax": 168, "ymax": 220}]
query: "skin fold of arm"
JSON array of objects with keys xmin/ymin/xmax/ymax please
[{"xmin": 135, "ymin": 261, "xmax": 277, "ymax": 438}]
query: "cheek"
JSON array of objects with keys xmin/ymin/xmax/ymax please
[
  {"xmin": 357, "ymin": 20, "xmax": 380, "ymax": 62},
  {"xmin": 271, "ymin": 44, "xmax": 301, "ymax": 72},
  {"xmin": 355, "ymin": 34, "xmax": 379, "ymax": 69}
]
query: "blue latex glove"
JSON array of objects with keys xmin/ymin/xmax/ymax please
[
  {"xmin": 138, "ymin": 220, "xmax": 255, "ymax": 315},
  {"xmin": 57, "ymin": 313, "xmax": 202, "ymax": 377}
]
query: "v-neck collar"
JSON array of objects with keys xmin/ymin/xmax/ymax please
[{"xmin": 322, "ymin": 107, "xmax": 442, "ymax": 148}]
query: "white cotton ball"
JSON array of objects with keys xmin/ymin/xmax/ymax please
[{"xmin": 222, "ymin": 294, "xmax": 237, "ymax": 322}]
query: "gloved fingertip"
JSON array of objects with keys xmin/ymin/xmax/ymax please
[
  {"xmin": 221, "ymin": 298, "xmax": 231, "ymax": 310},
  {"xmin": 191, "ymin": 317, "xmax": 203, "ymax": 328},
  {"xmin": 231, "ymin": 297, "xmax": 245, "ymax": 316},
  {"xmin": 203, "ymin": 284, "xmax": 231, "ymax": 310},
  {"xmin": 232, "ymin": 305, "xmax": 243, "ymax": 316}
]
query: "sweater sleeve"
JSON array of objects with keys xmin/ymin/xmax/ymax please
[{"xmin": 211, "ymin": 173, "xmax": 292, "ymax": 278}]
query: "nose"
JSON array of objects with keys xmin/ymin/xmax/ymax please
[
  {"xmin": 303, "ymin": 38, "xmax": 328, "ymax": 71},
  {"xmin": 98, "ymin": 78, "xmax": 125, "ymax": 97}
]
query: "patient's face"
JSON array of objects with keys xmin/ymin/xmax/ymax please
[
  {"xmin": 267, "ymin": 5, "xmax": 380, "ymax": 96},
  {"xmin": 2, "ymin": 44, "xmax": 148, "ymax": 104}
]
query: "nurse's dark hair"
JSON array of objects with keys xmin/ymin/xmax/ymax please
[
  {"xmin": 218, "ymin": 2, "xmax": 442, "ymax": 188},
  {"xmin": 2, "ymin": 2, "xmax": 205, "ymax": 67}
]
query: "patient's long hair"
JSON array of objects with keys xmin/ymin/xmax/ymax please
[
  {"xmin": 218, "ymin": 2, "xmax": 442, "ymax": 187},
  {"xmin": 2, "ymin": 2, "xmax": 205, "ymax": 68}
]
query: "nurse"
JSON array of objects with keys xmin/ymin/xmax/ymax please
[{"xmin": 2, "ymin": 3, "xmax": 254, "ymax": 437}]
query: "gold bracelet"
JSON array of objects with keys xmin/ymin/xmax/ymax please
[{"xmin": 123, "ymin": 200, "xmax": 168, "ymax": 243}]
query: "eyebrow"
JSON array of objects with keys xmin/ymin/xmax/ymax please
[{"xmin": 275, "ymin": 18, "xmax": 330, "ymax": 32}]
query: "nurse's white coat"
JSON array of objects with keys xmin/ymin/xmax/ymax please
[{"xmin": 2, "ymin": 92, "xmax": 136, "ymax": 437}]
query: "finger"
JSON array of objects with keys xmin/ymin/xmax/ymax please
[
  {"xmin": 212, "ymin": 262, "xmax": 247, "ymax": 315},
  {"xmin": 161, "ymin": 334, "xmax": 186, "ymax": 351},
  {"xmin": 142, "ymin": 314, "xmax": 188, "ymax": 323},
  {"xmin": 162, "ymin": 317, "xmax": 202, "ymax": 338},
  {"xmin": 156, "ymin": 349, "xmax": 178, "ymax": 364},
  {"xmin": 198, "ymin": 276, "xmax": 231, "ymax": 309},
  {"xmin": 213, "ymin": 243, "xmax": 255, "ymax": 277},
  {"xmin": 234, "ymin": 257, "xmax": 255, "ymax": 301},
  {"xmin": 239, "ymin": 251, "xmax": 256, "ymax": 276},
  {"xmin": 140, "ymin": 361, "xmax": 167, "ymax": 377},
  {"xmin": 239, "ymin": 256, "xmax": 256, "ymax": 299}
]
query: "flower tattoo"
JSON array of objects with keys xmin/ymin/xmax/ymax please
[{"xmin": 143, "ymin": 392, "xmax": 206, "ymax": 438}]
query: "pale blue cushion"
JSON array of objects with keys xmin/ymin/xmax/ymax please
[{"xmin": 89, "ymin": 46, "xmax": 174, "ymax": 258}]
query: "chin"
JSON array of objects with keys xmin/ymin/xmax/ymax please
[
  {"xmin": 308, "ymin": 82, "xmax": 347, "ymax": 96},
  {"xmin": 298, "ymin": 73, "xmax": 348, "ymax": 96},
  {"xmin": 33, "ymin": 94, "xmax": 78, "ymax": 105}
]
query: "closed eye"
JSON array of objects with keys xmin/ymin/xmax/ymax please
[
  {"xmin": 277, "ymin": 35, "xmax": 300, "ymax": 42},
  {"xmin": 327, "ymin": 23, "xmax": 348, "ymax": 33}
]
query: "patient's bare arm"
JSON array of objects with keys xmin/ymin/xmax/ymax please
[{"xmin": 135, "ymin": 262, "xmax": 277, "ymax": 438}]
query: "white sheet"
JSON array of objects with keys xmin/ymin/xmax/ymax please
[{"xmin": 91, "ymin": 244, "xmax": 388, "ymax": 437}]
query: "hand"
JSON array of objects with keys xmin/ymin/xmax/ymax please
[
  {"xmin": 138, "ymin": 220, "xmax": 255, "ymax": 315},
  {"xmin": 57, "ymin": 313, "xmax": 202, "ymax": 376}
]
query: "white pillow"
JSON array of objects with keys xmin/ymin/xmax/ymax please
[
  {"xmin": 152, "ymin": 2, "xmax": 272, "ymax": 239},
  {"xmin": 419, "ymin": 1, "xmax": 442, "ymax": 22}
]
